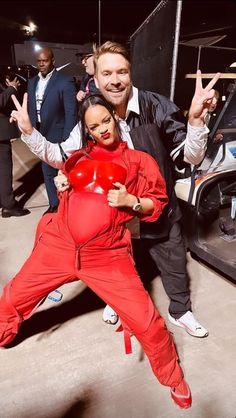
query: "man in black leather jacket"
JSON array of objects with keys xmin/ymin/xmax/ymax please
[{"xmin": 92, "ymin": 42, "xmax": 220, "ymax": 337}]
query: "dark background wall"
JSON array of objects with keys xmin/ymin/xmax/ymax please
[
  {"xmin": 175, "ymin": 45, "xmax": 236, "ymax": 111},
  {"xmin": 130, "ymin": 0, "xmax": 177, "ymax": 98},
  {"xmin": 129, "ymin": 0, "xmax": 236, "ymax": 112}
]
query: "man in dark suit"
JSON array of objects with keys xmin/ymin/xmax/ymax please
[
  {"xmin": 0, "ymin": 76, "xmax": 30, "ymax": 217},
  {"xmin": 28, "ymin": 47, "xmax": 77, "ymax": 214}
]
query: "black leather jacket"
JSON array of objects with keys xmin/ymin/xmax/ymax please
[{"xmin": 127, "ymin": 89, "xmax": 189, "ymax": 239}]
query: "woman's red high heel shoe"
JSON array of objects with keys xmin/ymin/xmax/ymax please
[{"xmin": 170, "ymin": 379, "xmax": 192, "ymax": 409}]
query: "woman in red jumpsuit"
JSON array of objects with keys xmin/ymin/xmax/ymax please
[{"xmin": 0, "ymin": 94, "xmax": 191, "ymax": 408}]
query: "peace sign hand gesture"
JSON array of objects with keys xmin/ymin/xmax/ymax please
[
  {"xmin": 10, "ymin": 92, "xmax": 33, "ymax": 135},
  {"xmin": 188, "ymin": 70, "xmax": 221, "ymax": 127}
]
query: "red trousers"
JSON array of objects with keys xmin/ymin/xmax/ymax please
[{"xmin": 0, "ymin": 215, "xmax": 183, "ymax": 388}]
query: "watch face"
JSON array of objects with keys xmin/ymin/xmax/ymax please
[{"xmin": 133, "ymin": 202, "xmax": 141, "ymax": 211}]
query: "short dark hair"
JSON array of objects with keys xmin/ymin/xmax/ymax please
[
  {"xmin": 36, "ymin": 47, "xmax": 54, "ymax": 60},
  {"xmin": 79, "ymin": 94, "xmax": 120, "ymax": 147}
]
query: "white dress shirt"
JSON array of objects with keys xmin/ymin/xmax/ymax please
[{"xmin": 35, "ymin": 69, "xmax": 55, "ymax": 122}]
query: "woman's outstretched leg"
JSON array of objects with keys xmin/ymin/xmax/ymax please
[
  {"xmin": 77, "ymin": 250, "xmax": 192, "ymax": 408},
  {"xmin": 0, "ymin": 226, "xmax": 77, "ymax": 347}
]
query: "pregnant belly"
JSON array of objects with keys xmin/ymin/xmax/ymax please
[{"xmin": 67, "ymin": 192, "xmax": 114, "ymax": 245}]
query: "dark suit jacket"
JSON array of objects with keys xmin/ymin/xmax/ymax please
[
  {"xmin": 0, "ymin": 84, "xmax": 19, "ymax": 141},
  {"xmin": 28, "ymin": 70, "xmax": 77, "ymax": 143}
]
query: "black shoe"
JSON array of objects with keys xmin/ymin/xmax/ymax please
[
  {"xmin": 43, "ymin": 205, "xmax": 58, "ymax": 215},
  {"xmin": 2, "ymin": 207, "xmax": 30, "ymax": 218}
]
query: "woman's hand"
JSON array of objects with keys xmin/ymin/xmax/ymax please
[
  {"xmin": 107, "ymin": 182, "xmax": 134, "ymax": 207},
  {"xmin": 54, "ymin": 170, "xmax": 70, "ymax": 192},
  {"xmin": 107, "ymin": 182, "xmax": 154, "ymax": 214},
  {"xmin": 10, "ymin": 92, "xmax": 33, "ymax": 135}
]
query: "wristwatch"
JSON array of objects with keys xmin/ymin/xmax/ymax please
[{"xmin": 132, "ymin": 197, "xmax": 142, "ymax": 211}]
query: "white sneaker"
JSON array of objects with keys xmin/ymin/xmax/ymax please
[
  {"xmin": 168, "ymin": 311, "xmax": 209, "ymax": 338},
  {"xmin": 102, "ymin": 305, "xmax": 119, "ymax": 325}
]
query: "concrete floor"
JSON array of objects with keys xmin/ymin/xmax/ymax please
[{"xmin": 0, "ymin": 139, "xmax": 236, "ymax": 418}]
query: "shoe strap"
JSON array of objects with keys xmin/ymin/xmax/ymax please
[{"xmin": 116, "ymin": 323, "xmax": 132, "ymax": 354}]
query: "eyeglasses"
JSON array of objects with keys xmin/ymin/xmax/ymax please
[{"xmin": 81, "ymin": 54, "xmax": 93, "ymax": 63}]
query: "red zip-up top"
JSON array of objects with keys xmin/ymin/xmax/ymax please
[{"xmin": 59, "ymin": 141, "xmax": 168, "ymax": 249}]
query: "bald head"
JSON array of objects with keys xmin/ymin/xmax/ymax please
[{"xmin": 36, "ymin": 47, "xmax": 55, "ymax": 77}]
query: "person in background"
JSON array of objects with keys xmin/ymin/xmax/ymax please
[
  {"xmin": 76, "ymin": 47, "xmax": 99, "ymax": 102},
  {"xmin": 14, "ymin": 41, "xmax": 220, "ymax": 338},
  {"xmin": 0, "ymin": 75, "xmax": 30, "ymax": 218},
  {"xmin": 3, "ymin": 93, "xmax": 191, "ymax": 409},
  {"xmin": 205, "ymin": 90, "xmax": 223, "ymax": 142},
  {"xmin": 27, "ymin": 47, "xmax": 77, "ymax": 214}
]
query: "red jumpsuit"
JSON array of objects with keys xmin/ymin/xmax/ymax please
[{"xmin": 0, "ymin": 142, "xmax": 183, "ymax": 388}]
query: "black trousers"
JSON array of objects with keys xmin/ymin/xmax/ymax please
[
  {"xmin": 36, "ymin": 122, "xmax": 59, "ymax": 208},
  {"xmin": 0, "ymin": 141, "xmax": 17, "ymax": 209},
  {"xmin": 41, "ymin": 161, "xmax": 59, "ymax": 207},
  {"xmin": 132, "ymin": 222, "xmax": 191, "ymax": 318}
]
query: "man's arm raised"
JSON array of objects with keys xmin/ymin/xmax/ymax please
[
  {"xmin": 11, "ymin": 93, "xmax": 33, "ymax": 134},
  {"xmin": 11, "ymin": 93, "xmax": 82, "ymax": 169},
  {"xmin": 183, "ymin": 70, "xmax": 221, "ymax": 165},
  {"xmin": 188, "ymin": 70, "xmax": 221, "ymax": 126}
]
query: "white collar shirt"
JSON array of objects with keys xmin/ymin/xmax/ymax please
[
  {"xmin": 118, "ymin": 86, "xmax": 139, "ymax": 150},
  {"xmin": 36, "ymin": 69, "xmax": 55, "ymax": 122}
]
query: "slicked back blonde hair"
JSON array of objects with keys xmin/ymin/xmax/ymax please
[{"xmin": 93, "ymin": 41, "xmax": 131, "ymax": 73}]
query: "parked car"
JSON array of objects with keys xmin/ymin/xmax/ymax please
[{"xmin": 175, "ymin": 82, "xmax": 236, "ymax": 282}]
